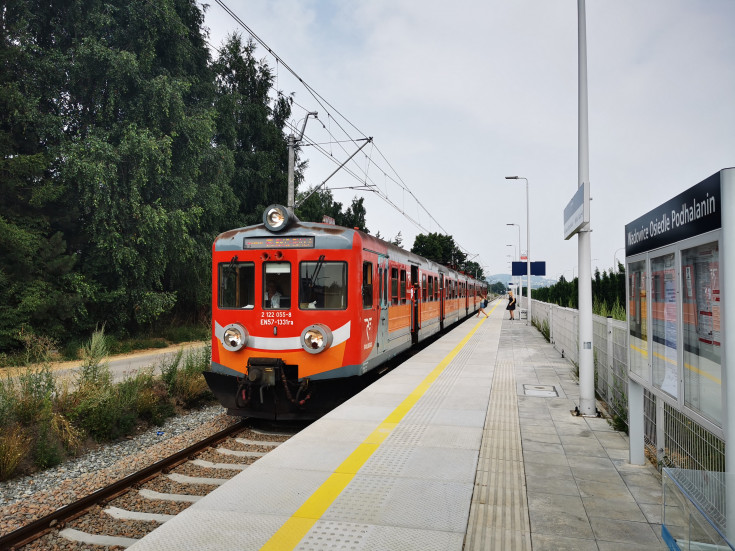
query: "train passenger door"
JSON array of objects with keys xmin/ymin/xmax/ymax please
[
  {"xmin": 377, "ymin": 255, "xmax": 389, "ymax": 352},
  {"xmin": 411, "ymin": 264, "xmax": 419, "ymax": 344},
  {"xmin": 440, "ymin": 274, "xmax": 445, "ymax": 330}
]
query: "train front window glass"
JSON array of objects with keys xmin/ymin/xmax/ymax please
[
  {"xmin": 263, "ymin": 262, "xmax": 291, "ymax": 309},
  {"xmin": 219, "ymin": 261, "xmax": 255, "ymax": 309},
  {"xmin": 681, "ymin": 242, "xmax": 721, "ymax": 425},
  {"xmin": 299, "ymin": 261, "xmax": 347, "ymax": 310},
  {"xmin": 651, "ymin": 253, "xmax": 678, "ymax": 398},
  {"xmin": 362, "ymin": 262, "xmax": 373, "ymax": 309},
  {"xmin": 628, "ymin": 260, "xmax": 647, "ymax": 379}
]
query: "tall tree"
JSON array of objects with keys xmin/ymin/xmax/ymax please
[
  {"xmin": 295, "ymin": 188, "xmax": 369, "ymax": 233},
  {"xmin": 212, "ymin": 34, "xmax": 293, "ymax": 228},
  {"xmin": 0, "ymin": 0, "xmax": 88, "ymax": 348},
  {"xmin": 411, "ymin": 232, "xmax": 465, "ymax": 267},
  {"xmin": 56, "ymin": 0, "xmax": 225, "ymax": 330}
]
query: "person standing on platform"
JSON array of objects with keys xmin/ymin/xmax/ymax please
[
  {"xmin": 507, "ymin": 290, "xmax": 516, "ymax": 320},
  {"xmin": 476, "ymin": 292, "xmax": 489, "ymax": 318}
]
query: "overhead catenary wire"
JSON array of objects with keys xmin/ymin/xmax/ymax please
[{"xmin": 208, "ymin": 0, "xmax": 487, "ymax": 270}]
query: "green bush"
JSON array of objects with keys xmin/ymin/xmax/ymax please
[
  {"xmin": 77, "ymin": 327, "xmax": 112, "ymax": 389},
  {"xmin": 34, "ymin": 404, "xmax": 64, "ymax": 469},
  {"xmin": 72, "ymin": 388, "xmax": 138, "ymax": 441},
  {"xmin": 1, "ymin": 328, "xmax": 211, "ymax": 479},
  {"xmin": 0, "ymin": 377, "xmax": 17, "ymax": 427},
  {"xmin": 162, "ymin": 345, "xmax": 213, "ymax": 407},
  {"xmin": 13, "ymin": 365, "xmax": 55, "ymax": 424},
  {"xmin": 0, "ymin": 424, "xmax": 30, "ymax": 481},
  {"xmin": 162, "ymin": 324, "xmax": 209, "ymax": 344}
]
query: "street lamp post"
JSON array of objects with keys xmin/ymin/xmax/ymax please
[
  {"xmin": 506, "ymin": 223, "xmax": 521, "ymax": 298},
  {"xmin": 613, "ymin": 247, "xmax": 625, "ymax": 272},
  {"xmin": 506, "ymin": 177, "xmax": 531, "ymax": 325}
]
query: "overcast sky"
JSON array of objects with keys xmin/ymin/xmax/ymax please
[{"xmin": 202, "ymin": 0, "xmax": 734, "ymax": 281}]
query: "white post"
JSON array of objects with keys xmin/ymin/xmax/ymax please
[
  {"xmin": 628, "ymin": 377, "xmax": 645, "ymax": 465},
  {"xmin": 721, "ymin": 168, "xmax": 734, "ymax": 539},
  {"xmin": 526, "ymin": 178, "xmax": 532, "ymax": 325},
  {"xmin": 577, "ymin": 0, "xmax": 596, "ymax": 416},
  {"xmin": 606, "ymin": 316, "xmax": 614, "ymax": 404}
]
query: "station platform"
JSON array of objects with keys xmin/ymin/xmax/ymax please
[{"xmin": 128, "ymin": 299, "xmax": 665, "ymax": 551}]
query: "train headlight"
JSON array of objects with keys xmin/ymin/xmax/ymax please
[
  {"xmin": 300, "ymin": 324, "xmax": 333, "ymax": 354},
  {"xmin": 222, "ymin": 323, "xmax": 248, "ymax": 352},
  {"xmin": 263, "ymin": 204, "xmax": 291, "ymax": 232}
]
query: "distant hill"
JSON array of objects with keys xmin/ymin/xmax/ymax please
[{"xmin": 487, "ymin": 273, "xmax": 557, "ymax": 289}]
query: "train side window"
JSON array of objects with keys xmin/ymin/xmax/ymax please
[
  {"xmin": 263, "ymin": 262, "xmax": 291, "ymax": 309},
  {"xmin": 391, "ymin": 268, "xmax": 399, "ymax": 305},
  {"xmin": 299, "ymin": 261, "xmax": 348, "ymax": 310},
  {"xmin": 362, "ymin": 262, "xmax": 373, "ymax": 309},
  {"xmin": 383, "ymin": 265, "xmax": 388, "ymax": 305},
  {"xmin": 427, "ymin": 276, "xmax": 433, "ymax": 302},
  {"xmin": 218, "ymin": 261, "xmax": 255, "ymax": 309},
  {"xmin": 400, "ymin": 269, "xmax": 407, "ymax": 304},
  {"xmin": 422, "ymin": 274, "xmax": 427, "ymax": 301}
]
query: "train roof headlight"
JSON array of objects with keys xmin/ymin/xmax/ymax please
[
  {"xmin": 263, "ymin": 204, "xmax": 290, "ymax": 232},
  {"xmin": 222, "ymin": 323, "xmax": 248, "ymax": 352},
  {"xmin": 300, "ymin": 324, "xmax": 333, "ymax": 354}
]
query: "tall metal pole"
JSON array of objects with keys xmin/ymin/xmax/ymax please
[
  {"xmin": 287, "ymin": 112, "xmax": 318, "ymax": 213},
  {"xmin": 507, "ymin": 223, "xmax": 521, "ymax": 298},
  {"xmin": 287, "ymin": 135, "xmax": 295, "ymax": 212},
  {"xmin": 506, "ymin": 178, "xmax": 530, "ymax": 325},
  {"xmin": 577, "ymin": 0, "xmax": 596, "ymax": 416}
]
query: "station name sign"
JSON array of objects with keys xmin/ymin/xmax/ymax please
[
  {"xmin": 624, "ymin": 172, "xmax": 721, "ymax": 257},
  {"xmin": 563, "ymin": 182, "xmax": 589, "ymax": 240}
]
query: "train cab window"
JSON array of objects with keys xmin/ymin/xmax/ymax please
[
  {"xmin": 299, "ymin": 260, "xmax": 347, "ymax": 310},
  {"xmin": 362, "ymin": 262, "xmax": 373, "ymax": 309},
  {"xmin": 263, "ymin": 262, "xmax": 291, "ymax": 309},
  {"xmin": 218, "ymin": 261, "xmax": 255, "ymax": 309},
  {"xmin": 391, "ymin": 268, "xmax": 399, "ymax": 305},
  {"xmin": 400, "ymin": 270, "xmax": 407, "ymax": 304}
]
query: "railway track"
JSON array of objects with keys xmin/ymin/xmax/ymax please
[{"xmin": 1, "ymin": 420, "xmax": 298, "ymax": 550}]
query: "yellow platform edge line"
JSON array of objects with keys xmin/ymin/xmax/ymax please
[{"xmin": 260, "ymin": 303, "xmax": 496, "ymax": 550}]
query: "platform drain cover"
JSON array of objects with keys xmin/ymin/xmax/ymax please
[{"xmin": 523, "ymin": 384, "xmax": 558, "ymax": 397}]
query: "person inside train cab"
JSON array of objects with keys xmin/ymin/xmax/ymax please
[{"xmin": 265, "ymin": 281, "xmax": 282, "ymax": 308}]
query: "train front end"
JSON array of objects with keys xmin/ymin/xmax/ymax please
[{"xmin": 205, "ymin": 205, "xmax": 371, "ymax": 420}]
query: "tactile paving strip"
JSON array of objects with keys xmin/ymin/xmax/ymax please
[{"xmin": 464, "ymin": 356, "xmax": 532, "ymax": 550}]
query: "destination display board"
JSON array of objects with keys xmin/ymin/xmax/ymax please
[
  {"xmin": 624, "ymin": 172, "xmax": 721, "ymax": 257},
  {"xmin": 512, "ymin": 261, "xmax": 546, "ymax": 276},
  {"xmin": 244, "ymin": 236, "xmax": 315, "ymax": 249}
]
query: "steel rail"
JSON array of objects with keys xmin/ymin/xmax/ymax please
[{"xmin": 0, "ymin": 419, "xmax": 247, "ymax": 550}]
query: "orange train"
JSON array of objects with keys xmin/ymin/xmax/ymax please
[{"xmin": 204, "ymin": 204, "xmax": 488, "ymax": 420}]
